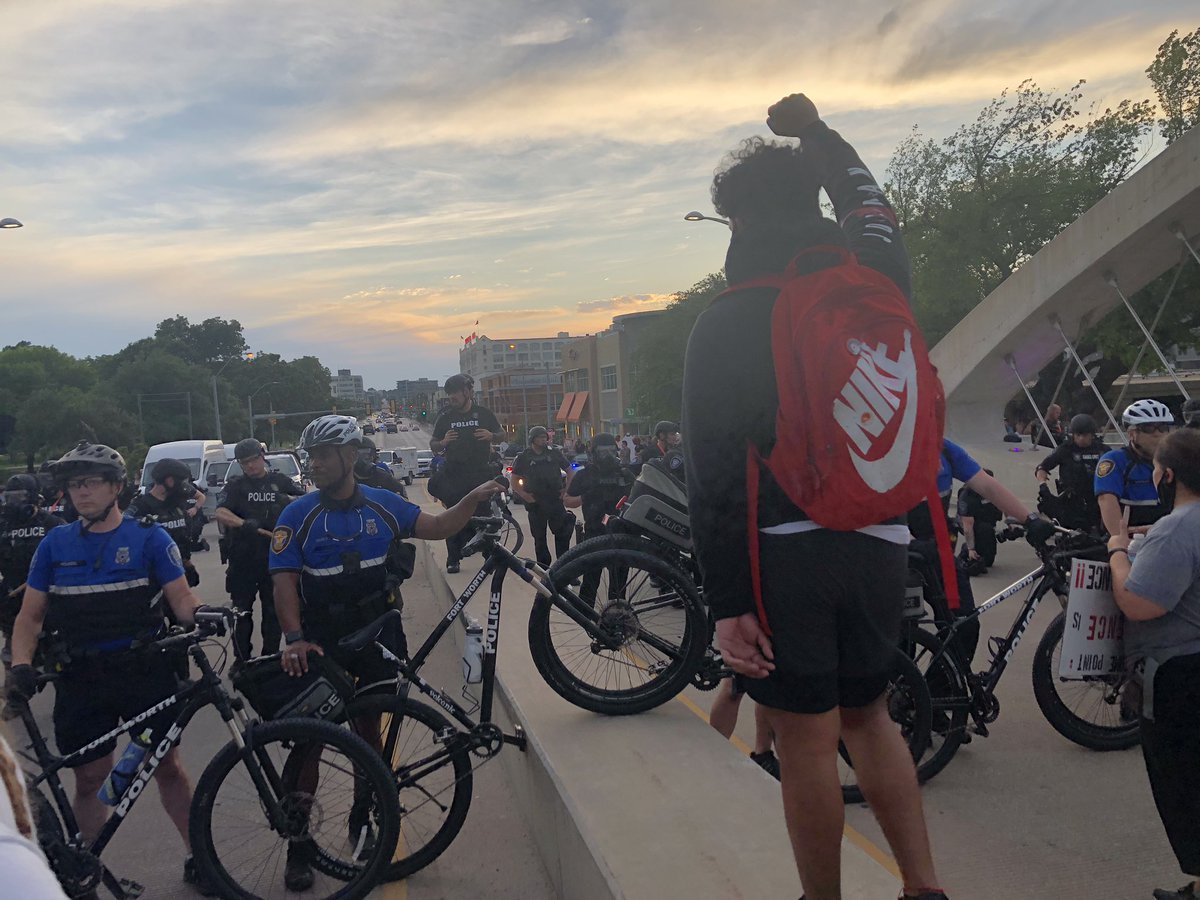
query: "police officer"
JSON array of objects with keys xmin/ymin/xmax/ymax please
[
  {"xmin": 5, "ymin": 442, "xmax": 212, "ymax": 890},
  {"xmin": 126, "ymin": 458, "xmax": 203, "ymax": 588},
  {"xmin": 269, "ymin": 415, "xmax": 501, "ymax": 890},
  {"xmin": 1034, "ymin": 413, "xmax": 1105, "ymax": 532},
  {"xmin": 639, "ymin": 421, "xmax": 680, "ymax": 467},
  {"xmin": 1183, "ymin": 397, "xmax": 1200, "ymax": 430},
  {"xmin": 565, "ymin": 433, "xmax": 635, "ymax": 541},
  {"xmin": 1095, "ymin": 400, "xmax": 1175, "ymax": 536},
  {"xmin": 956, "ymin": 469, "xmax": 1003, "ymax": 575},
  {"xmin": 0, "ymin": 474, "xmax": 64, "ymax": 663},
  {"xmin": 39, "ymin": 466, "xmax": 77, "ymax": 523},
  {"xmin": 513, "ymin": 426, "xmax": 576, "ymax": 567},
  {"xmin": 355, "ymin": 437, "xmax": 408, "ymax": 497},
  {"xmin": 216, "ymin": 438, "xmax": 304, "ymax": 658},
  {"xmin": 430, "ymin": 374, "xmax": 503, "ymax": 574}
]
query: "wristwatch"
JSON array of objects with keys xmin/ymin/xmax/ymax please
[{"xmin": 284, "ymin": 630, "xmax": 305, "ymax": 645}]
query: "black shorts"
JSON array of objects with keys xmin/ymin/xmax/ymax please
[
  {"xmin": 313, "ymin": 620, "xmax": 408, "ymax": 693},
  {"xmin": 743, "ymin": 530, "xmax": 904, "ymax": 715},
  {"xmin": 53, "ymin": 656, "xmax": 180, "ymax": 767}
]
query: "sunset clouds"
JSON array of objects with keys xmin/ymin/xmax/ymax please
[{"xmin": 0, "ymin": 0, "xmax": 1192, "ymax": 385}]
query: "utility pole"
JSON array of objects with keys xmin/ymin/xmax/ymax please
[{"xmin": 211, "ymin": 376, "xmax": 222, "ymax": 443}]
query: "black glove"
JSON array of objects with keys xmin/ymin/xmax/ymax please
[
  {"xmin": 240, "ymin": 518, "xmax": 262, "ymax": 535},
  {"xmin": 1025, "ymin": 515, "xmax": 1056, "ymax": 547},
  {"xmin": 1038, "ymin": 483, "xmax": 1053, "ymax": 501},
  {"xmin": 6, "ymin": 664, "xmax": 38, "ymax": 703},
  {"xmin": 185, "ymin": 565, "xmax": 200, "ymax": 588}
]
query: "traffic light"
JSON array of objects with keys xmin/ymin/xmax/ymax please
[{"xmin": 421, "ymin": 409, "xmax": 427, "ymax": 418}]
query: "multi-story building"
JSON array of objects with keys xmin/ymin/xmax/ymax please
[
  {"xmin": 329, "ymin": 368, "xmax": 365, "ymax": 404},
  {"xmin": 459, "ymin": 333, "xmax": 572, "ymax": 382},
  {"xmin": 395, "ymin": 378, "xmax": 440, "ymax": 408},
  {"xmin": 557, "ymin": 310, "xmax": 665, "ymax": 440},
  {"xmin": 477, "ymin": 368, "xmax": 564, "ymax": 441}
]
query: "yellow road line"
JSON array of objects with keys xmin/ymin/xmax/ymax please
[{"xmin": 673, "ymin": 691, "xmax": 903, "ymax": 881}]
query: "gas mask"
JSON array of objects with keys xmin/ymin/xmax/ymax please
[
  {"xmin": 1, "ymin": 490, "xmax": 36, "ymax": 521},
  {"xmin": 592, "ymin": 446, "xmax": 619, "ymax": 470}
]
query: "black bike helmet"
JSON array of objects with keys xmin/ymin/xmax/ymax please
[
  {"xmin": 528, "ymin": 426, "xmax": 548, "ymax": 442},
  {"xmin": 592, "ymin": 432, "xmax": 617, "ymax": 448},
  {"xmin": 1069, "ymin": 413, "xmax": 1098, "ymax": 435},
  {"xmin": 654, "ymin": 420, "xmax": 678, "ymax": 439},
  {"xmin": 54, "ymin": 442, "xmax": 127, "ymax": 484},
  {"xmin": 298, "ymin": 415, "xmax": 364, "ymax": 450},
  {"xmin": 151, "ymin": 458, "xmax": 192, "ymax": 486},
  {"xmin": 234, "ymin": 437, "xmax": 265, "ymax": 461},
  {"xmin": 444, "ymin": 373, "xmax": 473, "ymax": 394},
  {"xmin": 3, "ymin": 473, "xmax": 41, "ymax": 509}
]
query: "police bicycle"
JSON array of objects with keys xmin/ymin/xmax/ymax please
[
  {"xmin": 4, "ymin": 608, "xmax": 400, "ymax": 900},
  {"xmin": 901, "ymin": 523, "xmax": 1139, "ymax": 787},
  {"xmin": 329, "ymin": 485, "xmax": 711, "ymax": 879}
]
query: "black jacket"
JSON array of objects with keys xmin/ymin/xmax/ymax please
[{"xmin": 682, "ymin": 121, "xmax": 912, "ymax": 621}]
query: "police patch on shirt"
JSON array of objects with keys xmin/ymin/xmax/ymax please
[
  {"xmin": 1096, "ymin": 459, "xmax": 1115, "ymax": 478},
  {"xmin": 115, "ymin": 546, "xmax": 131, "ymax": 565},
  {"xmin": 366, "ymin": 519, "xmax": 378, "ymax": 536},
  {"xmin": 272, "ymin": 526, "xmax": 293, "ymax": 554},
  {"xmin": 167, "ymin": 543, "xmax": 183, "ymax": 568}
]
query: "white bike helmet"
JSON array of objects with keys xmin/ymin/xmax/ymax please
[
  {"xmin": 1121, "ymin": 399, "xmax": 1174, "ymax": 427},
  {"xmin": 298, "ymin": 415, "xmax": 364, "ymax": 450}
]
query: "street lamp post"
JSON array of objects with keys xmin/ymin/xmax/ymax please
[
  {"xmin": 683, "ymin": 210, "xmax": 730, "ymax": 227},
  {"xmin": 248, "ymin": 381, "xmax": 281, "ymax": 443}
]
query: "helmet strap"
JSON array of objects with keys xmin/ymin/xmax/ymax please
[{"xmin": 80, "ymin": 497, "xmax": 120, "ymax": 534}]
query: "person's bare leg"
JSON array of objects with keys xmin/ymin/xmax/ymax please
[
  {"xmin": 841, "ymin": 696, "xmax": 939, "ymax": 894},
  {"xmin": 709, "ymin": 678, "xmax": 742, "ymax": 740},
  {"xmin": 71, "ymin": 756, "xmax": 114, "ymax": 842},
  {"xmin": 765, "ymin": 706, "xmax": 844, "ymax": 900},
  {"xmin": 153, "ymin": 748, "xmax": 194, "ymax": 846},
  {"xmin": 752, "ymin": 701, "xmax": 775, "ymax": 754}
]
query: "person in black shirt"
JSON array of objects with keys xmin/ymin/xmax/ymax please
[
  {"xmin": 565, "ymin": 433, "xmax": 634, "ymax": 539},
  {"xmin": 1034, "ymin": 413, "xmax": 1105, "ymax": 532},
  {"xmin": 682, "ymin": 92, "xmax": 943, "ymax": 899},
  {"xmin": 639, "ymin": 421, "xmax": 680, "ymax": 468},
  {"xmin": 126, "ymin": 458, "xmax": 203, "ymax": 587},
  {"xmin": 513, "ymin": 426, "xmax": 576, "ymax": 566},
  {"xmin": 0, "ymin": 474, "xmax": 64, "ymax": 662},
  {"xmin": 215, "ymin": 438, "xmax": 304, "ymax": 656},
  {"xmin": 430, "ymin": 374, "xmax": 503, "ymax": 573},
  {"xmin": 355, "ymin": 437, "xmax": 408, "ymax": 497}
]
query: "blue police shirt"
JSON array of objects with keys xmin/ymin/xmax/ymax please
[
  {"xmin": 1094, "ymin": 446, "xmax": 1162, "ymax": 527},
  {"xmin": 937, "ymin": 439, "xmax": 982, "ymax": 495},
  {"xmin": 27, "ymin": 518, "xmax": 184, "ymax": 651}
]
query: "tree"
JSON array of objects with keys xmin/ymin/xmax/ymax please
[
  {"xmin": 153, "ymin": 315, "xmax": 247, "ymax": 365},
  {"xmin": 1147, "ymin": 28, "xmax": 1200, "ymax": 144},
  {"xmin": 886, "ymin": 80, "xmax": 1155, "ymax": 345},
  {"xmin": 628, "ymin": 273, "xmax": 726, "ymax": 426}
]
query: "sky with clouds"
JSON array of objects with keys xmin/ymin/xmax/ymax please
[{"xmin": 1, "ymin": 0, "xmax": 1193, "ymax": 388}]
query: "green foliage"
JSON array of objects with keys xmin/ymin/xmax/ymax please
[
  {"xmin": 1147, "ymin": 28, "xmax": 1200, "ymax": 144},
  {"xmin": 628, "ymin": 273, "xmax": 726, "ymax": 425},
  {"xmin": 886, "ymin": 79, "xmax": 1155, "ymax": 345}
]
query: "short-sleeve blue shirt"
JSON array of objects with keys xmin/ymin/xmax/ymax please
[
  {"xmin": 269, "ymin": 487, "xmax": 420, "ymax": 576},
  {"xmin": 938, "ymin": 439, "xmax": 982, "ymax": 495},
  {"xmin": 1094, "ymin": 445, "xmax": 1163, "ymax": 527}
]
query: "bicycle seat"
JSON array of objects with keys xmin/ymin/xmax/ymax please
[{"xmin": 338, "ymin": 608, "xmax": 403, "ymax": 652}]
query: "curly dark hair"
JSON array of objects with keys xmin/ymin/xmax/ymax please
[
  {"xmin": 710, "ymin": 137, "xmax": 821, "ymax": 224},
  {"xmin": 1156, "ymin": 428, "xmax": 1200, "ymax": 494}
]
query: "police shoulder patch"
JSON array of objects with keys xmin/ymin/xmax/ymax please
[
  {"xmin": 272, "ymin": 526, "xmax": 293, "ymax": 554},
  {"xmin": 166, "ymin": 543, "xmax": 183, "ymax": 568},
  {"xmin": 1096, "ymin": 459, "xmax": 1115, "ymax": 478}
]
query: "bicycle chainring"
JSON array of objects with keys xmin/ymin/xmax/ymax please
[
  {"xmin": 975, "ymin": 691, "xmax": 1001, "ymax": 725},
  {"xmin": 470, "ymin": 723, "xmax": 504, "ymax": 758}
]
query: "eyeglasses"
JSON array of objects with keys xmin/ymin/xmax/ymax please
[
  {"xmin": 1136, "ymin": 424, "xmax": 1173, "ymax": 434},
  {"xmin": 66, "ymin": 476, "xmax": 109, "ymax": 491}
]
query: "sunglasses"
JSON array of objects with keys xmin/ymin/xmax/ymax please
[{"xmin": 1136, "ymin": 424, "xmax": 1172, "ymax": 434}]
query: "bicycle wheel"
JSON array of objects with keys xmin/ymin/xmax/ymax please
[
  {"xmin": 839, "ymin": 648, "xmax": 933, "ymax": 804},
  {"xmin": 903, "ymin": 625, "xmax": 970, "ymax": 784},
  {"xmin": 343, "ymin": 693, "xmax": 474, "ymax": 881},
  {"xmin": 1032, "ymin": 611, "xmax": 1141, "ymax": 751},
  {"xmin": 530, "ymin": 547, "xmax": 707, "ymax": 715},
  {"xmin": 190, "ymin": 717, "xmax": 401, "ymax": 900},
  {"xmin": 29, "ymin": 785, "xmax": 103, "ymax": 898}
]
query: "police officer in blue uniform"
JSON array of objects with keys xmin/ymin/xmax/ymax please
[
  {"xmin": 1095, "ymin": 399, "xmax": 1175, "ymax": 536},
  {"xmin": 268, "ymin": 415, "xmax": 502, "ymax": 890},
  {"xmin": 0, "ymin": 474, "xmax": 64, "ymax": 663},
  {"xmin": 5, "ymin": 442, "xmax": 212, "ymax": 890}
]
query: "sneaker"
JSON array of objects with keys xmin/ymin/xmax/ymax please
[
  {"xmin": 446, "ymin": 561, "xmax": 460, "ymax": 574},
  {"xmin": 182, "ymin": 855, "xmax": 217, "ymax": 896},
  {"xmin": 284, "ymin": 843, "xmax": 315, "ymax": 892},
  {"xmin": 1154, "ymin": 884, "xmax": 1197, "ymax": 900},
  {"xmin": 749, "ymin": 750, "xmax": 780, "ymax": 780}
]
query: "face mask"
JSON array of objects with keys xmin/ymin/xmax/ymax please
[{"xmin": 1157, "ymin": 473, "xmax": 1177, "ymax": 512}]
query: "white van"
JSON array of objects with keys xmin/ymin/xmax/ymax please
[
  {"xmin": 140, "ymin": 440, "xmax": 226, "ymax": 514},
  {"xmin": 389, "ymin": 446, "xmax": 419, "ymax": 485}
]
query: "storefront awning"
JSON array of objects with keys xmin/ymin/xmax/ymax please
[
  {"xmin": 566, "ymin": 391, "xmax": 589, "ymax": 422},
  {"xmin": 555, "ymin": 392, "xmax": 577, "ymax": 422}
]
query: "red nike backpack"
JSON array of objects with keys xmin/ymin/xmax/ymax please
[{"xmin": 721, "ymin": 246, "xmax": 957, "ymax": 632}]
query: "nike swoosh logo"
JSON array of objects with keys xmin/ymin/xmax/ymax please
[{"xmin": 851, "ymin": 331, "xmax": 917, "ymax": 492}]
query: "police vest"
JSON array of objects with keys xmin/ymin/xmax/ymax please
[
  {"xmin": 221, "ymin": 474, "xmax": 299, "ymax": 552},
  {"xmin": 126, "ymin": 493, "xmax": 189, "ymax": 557},
  {"xmin": 0, "ymin": 511, "xmax": 63, "ymax": 587},
  {"xmin": 1060, "ymin": 446, "xmax": 1104, "ymax": 497},
  {"xmin": 520, "ymin": 450, "xmax": 567, "ymax": 496}
]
